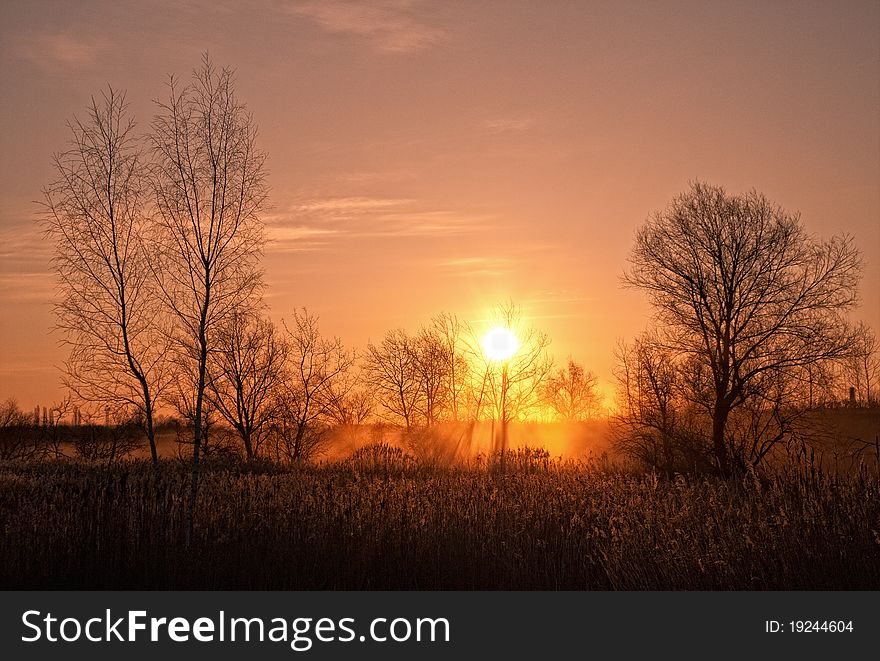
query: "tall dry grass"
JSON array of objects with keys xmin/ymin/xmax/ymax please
[{"xmin": 1, "ymin": 451, "xmax": 878, "ymax": 589}]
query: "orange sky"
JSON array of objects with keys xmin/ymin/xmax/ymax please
[{"xmin": 1, "ymin": 0, "xmax": 878, "ymax": 409}]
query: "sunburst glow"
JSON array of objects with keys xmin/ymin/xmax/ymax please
[{"xmin": 481, "ymin": 326, "xmax": 519, "ymax": 361}]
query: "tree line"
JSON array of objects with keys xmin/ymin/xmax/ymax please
[{"xmin": 19, "ymin": 56, "xmax": 878, "ymax": 497}]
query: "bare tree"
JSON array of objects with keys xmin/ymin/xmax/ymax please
[
  {"xmin": 486, "ymin": 302, "xmax": 553, "ymax": 424},
  {"xmin": 625, "ymin": 182, "xmax": 862, "ymax": 475},
  {"xmin": 322, "ymin": 370, "xmax": 374, "ymax": 426},
  {"xmin": 37, "ymin": 396, "xmax": 74, "ymax": 460},
  {"xmin": 206, "ymin": 312, "xmax": 286, "ymax": 461},
  {"xmin": 842, "ymin": 322, "xmax": 879, "ymax": 406},
  {"xmin": 272, "ymin": 308, "xmax": 355, "ymax": 461},
  {"xmin": 364, "ymin": 329, "xmax": 422, "ymax": 428},
  {"xmin": 798, "ymin": 360, "xmax": 839, "ymax": 409},
  {"xmin": 42, "ymin": 87, "xmax": 165, "ymax": 468},
  {"xmin": 541, "ymin": 358, "xmax": 601, "ymax": 421},
  {"xmin": 411, "ymin": 325, "xmax": 455, "ymax": 426},
  {"xmin": 469, "ymin": 302, "xmax": 553, "ymax": 464},
  {"xmin": 0, "ymin": 399, "xmax": 38, "ymax": 461},
  {"xmin": 613, "ymin": 335, "xmax": 708, "ymax": 474},
  {"xmin": 150, "ymin": 55, "xmax": 268, "ymax": 541},
  {"xmin": 73, "ymin": 414, "xmax": 143, "ymax": 466},
  {"xmin": 724, "ymin": 367, "xmax": 810, "ymax": 471},
  {"xmin": 429, "ymin": 312, "xmax": 470, "ymax": 422},
  {"xmin": 0, "ymin": 399, "xmax": 29, "ymax": 430},
  {"xmin": 366, "ymin": 316, "xmax": 469, "ymax": 430}
]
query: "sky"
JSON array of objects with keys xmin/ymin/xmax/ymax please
[{"xmin": 1, "ymin": 0, "xmax": 878, "ymax": 409}]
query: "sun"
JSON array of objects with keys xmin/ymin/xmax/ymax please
[{"xmin": 481, "ymin": 326, "xmax": 519, "ymax": 361}]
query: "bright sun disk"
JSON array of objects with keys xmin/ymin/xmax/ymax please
[{"xmin": 481, "ymin": 326, "xmax": 519, "ymax": 361}]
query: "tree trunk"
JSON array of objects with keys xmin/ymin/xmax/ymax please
[
  {"xmin": 712, "ymin": 399, "xmax": 730, "ymax": 477},
  {"xmin": 143, "ymin": 390, "xmax": 160, "ymax": 476},
  {"xmin": 499, "ymin": 364, "xmax": 509, "ymax": 472},
  {"xmin": 661, "ymin": 432, "xmax": 674, "ymax": 477},
  {"xmin": 186, "ymin": 337, "xmax": 208, "ymax": 549},
  {"xmin": 242, "ymin": 430, "xmax": 254, "ymax": 462},
  {"xmin": 293, "ymin": 420, "xmax": 306, "ymax": 461}
]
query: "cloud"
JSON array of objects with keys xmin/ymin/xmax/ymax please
[
  {"xmin": 265, "ymin": 224, "xmax": 341, "ymax": 253},
  {"xmin": 288, "ymin": 0, "xmax": 446, "ymax": 53},
  {"xmin": 0, "ymin": 217, "xmax": 54, "ymax": 302},
  {"xmin": 483, "ymin": 117, "xmax": 533, "ymax": 134},
  {"xmin": 0, "ymin": 221, "xmax": 49, "ymax": 262},
  {"xmin": 12, "ymin": 32, "xmax": 106, "ymax": 71},
  {"xmin": 336, "ymin": 170, "xmax": 417, "ymax": 185},
  {"xmin": 296, "ymin": 196, "xmax": 412, "ymax": 213},
  {"xmin": 434, "ymin": 242, "xmax": 565, "ymax": 280},
  {"xmin": 264, "ymin": 195, "xmax": 493, "ymax": 251},
  {"xmin": 517, "ymin": 290, "xmax": 593, "ymax": 322},
  {"xmin": 0, "ymin": 364, "xmax": 56, "ymax": 376},
  {"xmin": 523, "ymin": 290, "xmax": 593, "ymax": 306},
  {"xmin": 436, "ymin": 256, "xmax": 514, "ymax": 278},
  {"xmin": 365, "ymin": 209, "xmax": 492, "ymax": 238},
  {"xmin": 0, "ymin": 272, "xmax": 54, "ymax": 303}
]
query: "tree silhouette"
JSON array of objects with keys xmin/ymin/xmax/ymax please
[
  {"xmin": 625, "ymin": 182, "xmax": 861, "ymax": 475},
  {"xmin": 206, "ymin": 312, "xmax": 286, "ymax": 461},
  {"xmin": 430, "ymin": 312, "xmax": 469, "ymax": 422},
  {"xmin": 150, "ymin": 55, "xmax": 268, "ymax": 541},
  {"xmin": 273, "ymin": 308, "xmax": 355, "ymax": 461},
  {"xmin": 541, "ymin": 358, "xmax": 601, "ymax": 422},
  {"xmin": 468, "ymin": 302, "xmax": 553, "ymax": 466},
  {"xmin": 364, "ymin": 329, "xmax": 422, "ymax": 428},
  {"xmin": 613, "ymin": 334, "xmax": 708, "ymax": 474},
  {"xmin": 842, "ymin": 323, "xmax": 879, "ymax": 406},
  {"xmin": 42, "ymin": 88, "xmax": 166, "ymax": 469}
]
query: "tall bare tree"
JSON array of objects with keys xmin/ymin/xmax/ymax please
[
  {"xmin": 469, "ymin": 302, "xmax": 553, "ymax": 464},
  {"xmin": 274, "ymin": 308, "xmax": 355, "ymax": 461},
  {"xmin": 206, "ymin": 312, "xmax": 286, "ymax": 461},
  {"xmin": 428, "ymin": 312, "xmax": 470, "ymax": 422},
  {"xmin": 364, "ymin": 329, "xmax": 422, "ymax": 428},
  {"xmin": 625, "ymin": 182, "xmax": 861, "ymax": 475},
  {"xmin": 366, "ymin": 316, "xmax": 468, "ymax": 429},
  {"xmin": 541, "ymin": 358, "xmax": 601, "ymax": 421},
  {"xmin": 42, "ymin": 88, "xmax": 165, "ymax": 468},
  {"xmin": 150, "ymin": 55, "xmax": 268, "ymax": 540},
  {"xmin": 483, "ymin": 302, "xmax": 553, "ymax": 425},
  {"xmin": 322, "ymin": 371, "xmax": 373, "ymax": 426},
  {"xmin": 412, "ymin": 325, "xmax": 454, "ymax": 426}
]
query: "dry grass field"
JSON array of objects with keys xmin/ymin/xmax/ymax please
[{"xmin": 1, "ymin": 446, "xmax": 878, "ymax": 590}]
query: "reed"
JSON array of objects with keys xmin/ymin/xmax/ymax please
[{"xmin": 1, "ymin": 453, "xmax": 877, "ymax": 589}]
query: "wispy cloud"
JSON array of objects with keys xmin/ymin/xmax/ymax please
[
  {"xmin": 435, "ymin": 242, "xmax": 563, "ymax": 280},
  {"xmin": 0, "ymin": 221, "xmax": 49, "ymax": 262},
  {"xmin": 11, "ymin": 31, "xmax": 106, "ymax": 72},
  {"xmin": 483, "ymin": 117, "xmax": 533, "ymax": 134},
  {"xmin": 0, "ymin": 364, "xmax": 56, "ymax": 376},
  {"xmin": 288, "ymin": 0, "xmax": 446, "ymax": 53},
  {"xmin": 265, "ymin": 224, "xmax": 341, "ymax": 253},
  {"xmin": 265, "ymin": 195, "xmax": 493, "ymax": 251},
  {"xmin": 0, "ymin": 272, "xmax": 54, "ymax": 303},
  {"xmin": 336, "ymin": 170, "xmax": 417, "ymax": 185},
  {"xmin": 366, "ymin": 209, "xmax": 492, "ymax": 238},
  {"xmin": 519, "ymin": 290, "xmax": 593, "ymax": 322},
  {"xmin": 523, "ymin": 290, "xmax": 593, "ymax": 306},
  {"xmin": 296, "ymin": 196, "xmax": 412, "ymax": 213},
  {"xmin": 436, "ymin": 256, "xmax": 514, "ymax": 278}
]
